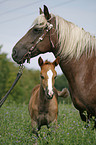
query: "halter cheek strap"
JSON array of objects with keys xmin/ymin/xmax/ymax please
[{"xmin": 20, "ymin": 17, "xmax": 55, "ymax": 64}]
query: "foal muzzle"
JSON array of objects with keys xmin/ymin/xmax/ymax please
[{"xmin": 45, "ymin": 87, "xmax": 54, "ymax": 100}]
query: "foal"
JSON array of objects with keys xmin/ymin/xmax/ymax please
[
  {"xmin": 28, "ymin": 57, "xmax": 59, "ymax": 135},
  {"xmin": 28, "ymin": 56, "xmax": 69, "ymax": 135}
]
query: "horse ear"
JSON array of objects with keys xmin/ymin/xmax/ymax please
[
  {"xmin": 38, "ymin": 57, "xmax": 44, "ymax": 67},
  {"xmin": 44, "ymin": 5, "xmax": 51, "ymax": 20},
  {"xmin": 39, "ymin": 7, "xmax": 43, "ymax": 14},
  {"xmin": 52, "ymin": 56, "xmax": 60, "ymax": 67}
]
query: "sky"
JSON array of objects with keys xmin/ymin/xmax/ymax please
[{"xmin": 0, "ymin": 0, "xmax": 96, "ymax": 74}]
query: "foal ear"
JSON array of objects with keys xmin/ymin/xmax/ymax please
[
  {"xmin": 38, "ymin": 57, "xmax": 44, "ymax": 67},
  {"xmin": 52, "ymin": 56, "xmax": 60, "ymax": 67},
  {"xmin": 44, "ymin": 5, "xmax": 51, "ymax": 20},
  {"xmin": 39, "ymin": 7, "xmax": 43, "ymax": 14}
]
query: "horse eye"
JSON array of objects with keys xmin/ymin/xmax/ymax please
[
  {"xmin": 41, "ymin": 75, "xmax": 44, "ymax": 79},
  {"xmin": 33, "ymin": 28, "xmax": 42, "ymax": 34},
  {"xmin": 54, "ymin": 76, "xmax": 57, "ymax": 79}
]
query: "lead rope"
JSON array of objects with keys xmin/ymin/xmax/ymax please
[{"xmin": 0, "ymin": 64, "xmax": 24, "ymax": 108}]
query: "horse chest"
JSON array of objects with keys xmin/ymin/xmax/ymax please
[{"xmin": 38, "ymin": 101, "xmax": 49, "ymax": 115}]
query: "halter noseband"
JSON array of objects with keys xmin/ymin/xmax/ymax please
[{"xmin": 20, "ymin": 18, "xmax": 55, "ymax": 64}]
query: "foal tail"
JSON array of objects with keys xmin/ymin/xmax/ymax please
[{"xmin": 58, "ymin": 88, "xmax": 70, "ymax": 98}]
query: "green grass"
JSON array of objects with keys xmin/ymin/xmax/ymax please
[{"xmin": 0, "ymin": 102, "xmax": 96, "ymax": 145}]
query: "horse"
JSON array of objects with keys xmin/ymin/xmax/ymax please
[
  {"xmin": 12, "ymin": 5, "xmax": 96, "ymax": 128},
  {"xmin": 28, "ymin": 56, "xmax": 69, "ymax": 136}
]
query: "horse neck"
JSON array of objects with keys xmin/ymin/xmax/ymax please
[
  {"xmin": 59, "ymin": 53, "xmax": 89, "ymax": 85},
  {"xmin": 53, "ymin": 15, "xmax": 96, "ymax": 59}
]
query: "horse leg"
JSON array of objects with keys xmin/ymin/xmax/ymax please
[
  {"xmin": 93, "ymin": 109, "xmax": 96, "ymax": 129},
  {"xmin": 79, "ymin": 111, "xmax": 96, "ymax": 128},
  {"xmin": 31, "ymin": 119, "xmax": 39, "ymax": 137},
  {"xmin": 79, "ymin": 111, "xmax": 90, "ymax": 128},
  {"xmin": 38, "ymin": 125, "xmax": 41, "ymax": 131},
  {"xmin": 79, "ymin": 111, "xmax": 87, "ymax": 122},
  {"xmin": 94, "ymin": 118, "xmax": 96, "ymax": 128},
  {"xmin": 94, "ymin": 109, "xmax": 96, "ymax": 128}
]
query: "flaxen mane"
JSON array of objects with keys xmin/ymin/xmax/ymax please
[
  {"xmin": 32, "ymin": 14, "xmax": 96, "ymax": 59},
  {"xmin": 56, "ymin": 15, "xmax": 96, "ymax": 59}
]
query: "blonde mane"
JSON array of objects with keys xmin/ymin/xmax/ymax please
[
  {"xmin": 56, "ymin": 15, "xmax": 96, "ymax": 59},
  {"xmin": 32, "ymin": 14, "xmax": 96, "ymax": 59}
]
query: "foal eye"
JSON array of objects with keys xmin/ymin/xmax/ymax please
[{"xmin": 41, "ymin": 75, "xmax": 44, "ymax": 79}]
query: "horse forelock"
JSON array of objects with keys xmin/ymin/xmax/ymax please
[
  {"xmin": 55, "ymin": 15, "xmax": 96, "ymax": 59},
  {"xmin": 32, "ymin": 14, "xmax": 47, "ymax": 28},
  {"xmin": 32, "ymin": 13, "xmax": 55, "ymax": 28}
]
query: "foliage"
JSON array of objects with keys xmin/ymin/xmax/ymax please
[
  {"xmin": 55, "ymin": 74, "xmax": 69, "ymax": 90},
  {"xmin": 0, "ymin": 47, "xmax": 10, "ymax": 100},
  {"xmin": 0, "ymin": 46, "xmax": 40, "ymax": 104},
  {"xmin": 0, "ymin": 103, "xmax": 96, "ymax": 145}
]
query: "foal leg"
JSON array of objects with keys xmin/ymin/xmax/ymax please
[{"xmin": 31, "ymin": 119, "xmax": 39, "ymax": 137}]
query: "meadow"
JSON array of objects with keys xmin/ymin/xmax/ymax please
[{"xmin": 0, "ymin": 102, "xmax": 96, "ymax": 145}]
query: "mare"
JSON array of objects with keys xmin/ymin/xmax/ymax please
[
  {"xmin": 28, "ymin": 56, "xmax": 69, "ymax": 135},
  {"xmin": 12, "ymin": 5, "xmax": 96, "ymax": 128}
]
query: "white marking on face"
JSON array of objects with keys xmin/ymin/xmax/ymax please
[{"xmin": 47, "ymin": 69, "xmax": 53, "ymax": 96}]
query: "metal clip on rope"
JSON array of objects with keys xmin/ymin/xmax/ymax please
[{"xmin": 0, "ymin": 65, "xmax": 24, "ymax": 108}]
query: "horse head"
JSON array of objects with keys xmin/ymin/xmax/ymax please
[
  {"xmin": 12, "ymin": 5, "xmax": 57, "ymax": 64},
  {"xmin": 38, "ymin": 56, "xmax": 60, "ymax": 99}
]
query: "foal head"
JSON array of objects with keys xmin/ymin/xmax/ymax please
[{"xmin": 38, "ymin": 56, "xmax": 60, "ymax": 99}]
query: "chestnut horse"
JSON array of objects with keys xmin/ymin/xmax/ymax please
[
  {"xmin": 28, "ymin": 56, "xmax": 69, "ymax": 135},
  {"xmin": 12, "ymin": 5, "xmax": 96, "ymax": 128}
]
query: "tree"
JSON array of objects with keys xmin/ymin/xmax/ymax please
[
  {"xmin": 0, "ymin": 46, "xmax": 9, "ymax": 100},
  {"xmin": 55, "ymin": 74, "xmax": 69, "ymax": 91}
]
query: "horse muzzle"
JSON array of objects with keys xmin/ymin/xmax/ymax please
[
  {"xmin": 45, "ymin": 88, "xmax": 54, "ymax": 100},
  {"xmin": 12, "ymin": 46, "xmax": 29, "ymax": 64}
]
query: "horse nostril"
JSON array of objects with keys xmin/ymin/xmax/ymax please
[{"xmin": 12, "ymin": 49, "xmax": 17, "ymax": 58}]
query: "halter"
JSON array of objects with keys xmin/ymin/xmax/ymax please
[{"xmin": 20, "ymin": 17, "xmax": 55, "ymax": 64}]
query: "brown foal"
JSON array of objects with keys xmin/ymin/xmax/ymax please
[{"xmin": 28, "ymin": 56, "xmax": 69, "ymax": 135}]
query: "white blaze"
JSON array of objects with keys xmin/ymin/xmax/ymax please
[{"xmin": 47, "ymin": 69, "xmax": 53, "ymax": 95}]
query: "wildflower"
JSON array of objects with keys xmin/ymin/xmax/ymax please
[
  {"xmin": 16, "ymin": 141, "xmax": 18, "ymax": 143},
  {"xmin": 34, "ymin": 136, "xmax": 37, "ymax": 139},
  {"xmin": 88, "ymin": 124, "xmax": 90, "ymax": 127}
]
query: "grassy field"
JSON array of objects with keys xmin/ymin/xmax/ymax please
[{"xmin": 0, "ymin": 102, "xmax": 96, "ymax": 145}]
